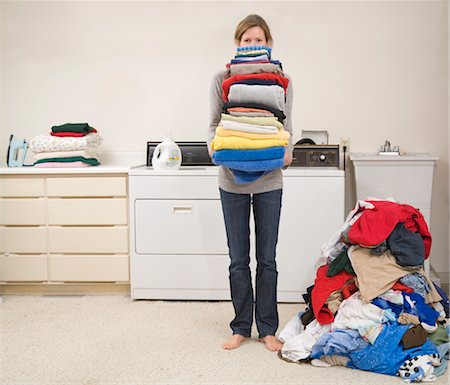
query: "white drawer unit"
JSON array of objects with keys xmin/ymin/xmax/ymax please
[
  {"xmin": 46, "ymin": 176, "xmax": 127, "ymax": 197},
  {"xmin": 129, "ymin": 167, "xmax": 345, "ymax": 302},
  {"xmin": 0, "ymin": 176, "xmax": 48, "ymax": 283},
  {"xmin": 0, "ymin": 177, "xmax": 45, "ymax": 197},
  {"xmin": 0, "ymin": 227, "xmax": 47, "ymax": 253},
  {"xmin": 48, "ymin": 255, "xmax": 129, "ymax": 282},
  {"xmin": 47, "ymin": 198, "xmax": 127, "ymax": 225},
  {"xmin": 0, "ymin": 173, "xmax": 129, "ymax": 285},
  {"xmin": 0, "ymin": 255, "xmax": 48, "ymax": 281},
  {"xmin": 48, "ymin": 226, "xmax": 128, "ymax": 253},
  {"xmin": 0, "ymin": 198, "xmax": 46, "ymax": 225}
]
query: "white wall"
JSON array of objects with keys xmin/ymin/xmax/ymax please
[{"xmin": 1, "ymin": 0, "xmax": 448, "ymax": 275}]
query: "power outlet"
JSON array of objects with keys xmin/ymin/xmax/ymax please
[{"xmin": 340, "ymin": 137, "xmax": 350, "ymax": 150}]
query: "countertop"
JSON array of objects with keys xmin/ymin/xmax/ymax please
[
  {"xmin": 1, "ymin": 165, "xmax": 345, "ymax": 176},
  {"xmin": 0, "ymin": 165, "xmax": 130, "ymax": 174},
  {"xmin": 349, "ymin": 153, "xmax": 439, "ymax": 161},
  {"xmin": 129, "ymin": 165, "xmax": 344, "ymax": 177}
]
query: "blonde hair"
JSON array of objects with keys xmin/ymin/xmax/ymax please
[{"xmin": 234, "ymin": 14, "xmax": 273, "ymax": 45}]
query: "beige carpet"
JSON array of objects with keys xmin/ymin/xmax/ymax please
[{"xmin": 1, "ymin": 295, "xmax": 448, "ymax": 385}]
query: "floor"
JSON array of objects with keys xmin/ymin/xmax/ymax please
[{"xmin": 1, "ymin": 295, "xmax": 448, "ymax": 385}]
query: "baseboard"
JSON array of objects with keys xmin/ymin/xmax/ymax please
[{"xmin": 0, "ymin": 283, "xmax": 130, "ymax": 295}]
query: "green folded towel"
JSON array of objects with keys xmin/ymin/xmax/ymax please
[
  {"xmin": 51, "ymin": 123, "xmax": 95, "ymax": 133},
  {"xmin": 34, "ymin": 156, "xmax": 100, "ymax": 166}
]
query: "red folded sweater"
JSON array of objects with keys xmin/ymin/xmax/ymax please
[{"xmin": 221, "ymin": 73, "xmax": 289, "ymax": 101}]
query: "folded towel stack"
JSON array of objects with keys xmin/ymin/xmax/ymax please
[
  {"xmin": 30, "ymin": 123, "xmax": 102, "ymax": 167},
  {"xmin": 212, "ymin": 46, "xmax": 290, "ymax": 184}
]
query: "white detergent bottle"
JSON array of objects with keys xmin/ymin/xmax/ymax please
[{"xmin": 152, "ymin": 132, "xmax": 182, "ymax": 171}]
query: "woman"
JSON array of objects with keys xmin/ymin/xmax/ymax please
[{"xmin": 207, "ymin": 14, "xmax": 294, "ymax": 351}]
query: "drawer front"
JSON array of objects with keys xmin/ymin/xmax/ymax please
[
  {"xmin": 0, "ymin": 199, "xmax": 46, "ymax": 225},
  {"xmin": 49, "ymin": 255, "xmax": 129, "ymax": 282},
  {"xmin": 0, "ymin": 255, "xmax": 48, "ymax": 281},
  {"xmin": 48, "ymin": 198, "xmax": 127, "ymax": 225},
  {"xmin": 130, "ymin": 175, "xmax": 219, "ymax": 199},
  {"xmin": 48, "ymin": 226, "xmax": 128, "ymax": 253},
  {"xmin": 131, "ymin": 254, "xmax": 229, "ymax": 290},
  {"xmin": 46, "ymin": 176, "xmax": 127, "ymax": 197},
  {"xmin": 0, "ymin": 227, "xmax": 47, "ymax": 253},
  {"xmin": 0, "ymin": 177, "xmax": 45, "ymax": 197},
  {"xmin": 135, "ymin": 199, "xmax": 227, "ymax": 255}
]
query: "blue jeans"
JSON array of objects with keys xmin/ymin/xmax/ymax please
[{"xmin": 219, "ymin": 188, "xmax": 282, "ymax": 338}]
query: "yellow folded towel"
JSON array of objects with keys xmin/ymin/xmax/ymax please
[
  {"xmin": 216, "ymin": 126, "xmax": 290, "ymax": 141},
  {"xmin": 221, "ymin": 113, "xmax": 284, "ymax": 130},
  {"xmin": 212, "ymin": 135, "xmax": 288, "ymax": 151}
]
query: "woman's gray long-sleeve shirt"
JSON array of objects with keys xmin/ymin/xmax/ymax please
[{"xmin": 207, "ymin": 69, "xmax": 294, "ymax": 194}]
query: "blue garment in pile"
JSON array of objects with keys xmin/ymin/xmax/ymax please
[
  {"xmin": 372, "ymin": 297, "xmax": 403, "ymax": 316},
  {"xmin": 399, "ymin": 273, "xmax": 431, "ymax": 300},
  {"xmin": 213, "ymin": 147, "xmax": 285, "ymax": 162},
  {"xmin": 435, "ymin": 342, "xmax": 450, "ymax": 377},
  {"xmin": 347, "ymin": 322, "xmax": 438, "ymax": 376},
  {"xmin": 403, "ymin": 292, "xmax": 440, "ymax": 327},
  {"xmin": 433, "ymin": 282, "xmax": 450, "ymax": 318},
  {"xmin": 310, "ymin": 329, "xmax": 369, "ymax": 358}
]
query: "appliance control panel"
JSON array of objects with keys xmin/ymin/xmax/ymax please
[{"xmin": 291, "ymin": 145, "xmax": 340, "ymax": 168}]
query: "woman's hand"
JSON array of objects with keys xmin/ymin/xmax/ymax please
[{"xmin": 284, "ymin": 151, "xmax": 293, "ymax": 167}]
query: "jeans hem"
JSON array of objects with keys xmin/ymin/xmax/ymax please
[
  {"xmin": 258, "ymin": 333, "xmax": 277, "ymax": 339},
  {"xmin": 232, "ymin": 331, "xmax": 251, "ymax": 338}
]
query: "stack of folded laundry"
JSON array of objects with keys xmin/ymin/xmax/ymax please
[
  {"xmin": 30, "ymin": 123, "xmax": 102, "ymax": 167},
  {"xmin": 211, "ymin": 45, "xmax": 290, "ymax": 184}
]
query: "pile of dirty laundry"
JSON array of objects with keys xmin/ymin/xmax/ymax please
[{"xmin": 279, "ymin": 198, "xmax": 449, "ymax": 383}]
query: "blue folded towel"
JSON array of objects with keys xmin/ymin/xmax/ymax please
[
  {"xmin": 213, "ymin": 147, "xmax": 285, "ymax": 162},
  {"xmin": 219, "ymin": 158, "xmax": 284, "ymax": 172},
  {"xmin": 230, "ymin": 169, "xmax": 269, "ymax": 184}
]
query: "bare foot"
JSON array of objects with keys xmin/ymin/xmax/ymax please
[
  {"xmin": 222, "ymin": 334, "xmax": 248, "ymax": 350},
  {"xmin": 260, "ymin": 335, "xmax": 283, "ymax": 351}
]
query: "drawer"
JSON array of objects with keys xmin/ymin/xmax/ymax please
[
  {"xmin": 49, "ymin": 255, "xmax": 129, "ymax": 282},
  {"xmin": 135, "ymin": 199, "xmax": 227, "ymax": 255},
  {"xmin": 131, "ymin": 254, "xmax": 229, "ymax": 290},
  {"xmin": 48, "ymin": 198, "xmax": 127, "ymax": 225},
  {"xmin": 0, "ymin": 198, "xmax": 46, "ymax": 225},
  {"xmin": 0, "ymin": 227, "xmax": 47, "ymax": 253},
  {"xmin": 129, "ymin": 175, "xmax": 219, "ymax": 199},
  {"xmin": 0, "ymin": 177, "xmax": 45, "ymax": 197},
  {"xmin": 48, "ymin": 226, "xmax": 128, "ymax": 253},
  {"xmin": 0, "ymin": 254, "xmax": 48, "ymax": 281},
  {"xmin": 46, "ymin": 176, "xmax": 127, "ymax": 197}
]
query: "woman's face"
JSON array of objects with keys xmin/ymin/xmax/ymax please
[{"xmin": 237, "ymin": 26, "xmax": 269, "ymax": 47}]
